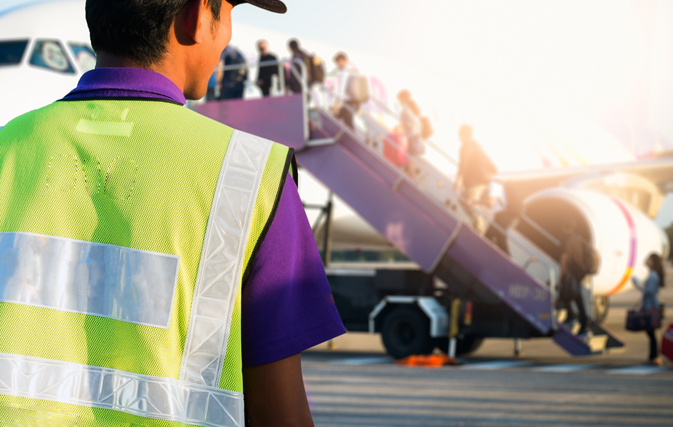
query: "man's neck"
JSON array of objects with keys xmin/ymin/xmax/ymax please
[{"xmin": 95, "ymin": 52, "xmax": 187, "ymax": 94}]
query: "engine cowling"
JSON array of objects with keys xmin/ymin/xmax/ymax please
[{"xmin": 515, "ymin": 188, "xmax": 668, "ymax": 296}]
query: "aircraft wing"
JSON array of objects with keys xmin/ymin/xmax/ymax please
[{"xmin": 499, "ymin": 157, "xmax": 673, "ymax": 214}]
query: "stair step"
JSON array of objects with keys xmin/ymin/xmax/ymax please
[
  {"xmin": 587, "ymin": 334, "xmax": 608, "ymax": 353},
  {"xmin": 590, "ymin": 321, "xmax": 626, "ymax": 354},
  {"xmin": 554, "ymin": 322, "xmax": 626, "ymax": 356}
]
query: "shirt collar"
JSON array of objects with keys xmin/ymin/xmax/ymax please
[{"xmin": 64, "ymin": 67, "xmax": 186, "ymax": 105}]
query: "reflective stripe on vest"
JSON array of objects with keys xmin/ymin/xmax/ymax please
[
  {"xmin": 0, "ymin": 129, "xmax": 273, "ymax": 426},
  {"xmin": 181, "ymin": 130, "xmax": 273, "ymax": 387},
  {"xmin": 0, "ymin": 352, "xmax": 243, "ymax": 426},
  {"xmin": 0, "ymin": 232, "xmax": 179, "ymax": 329}
]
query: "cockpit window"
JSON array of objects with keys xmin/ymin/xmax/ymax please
[
  {"xmin": 68, "ymin": 42, "xmax": 96, "ymax": 72},
  {"xmin": 29, "ymin": 39, "xmax": 75, "ymax": 74},
  {"xmin": 0, "ymin": 40, "xmax": 29, "ymax": 66}
]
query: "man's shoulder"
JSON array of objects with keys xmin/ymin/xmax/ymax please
[
  {"xmin": 232, "ymin": 130, "xmax": 291, "ymax": 157},
  {"xmin": 0, "ymin": 102, "xmax": 62, "ymax": 138}
]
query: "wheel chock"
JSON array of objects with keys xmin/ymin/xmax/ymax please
[{"xmin": 395, "ymin": 354, "xmax": 458, "ymax": 367}]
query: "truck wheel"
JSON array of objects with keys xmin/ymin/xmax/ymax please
[
  {"xmin": 593, "ymin": 296, "xmax": 609, "ymax": 323},
  {"xmin": 436, "ymin": 335, "xmax": 484, "ymax": 356},
  {"xmin": 381, "ymin": 306, "xmax": 434, "ymax": 359}
]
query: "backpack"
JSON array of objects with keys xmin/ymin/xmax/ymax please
[
  {"xmin": 569, "ymin": 236, "xmax": 601, "ymax": 278},
  {"xmin": 583, "ymin": 239, "xmax": 601, "ymax": 275},
  {"xmin": 308, "ymin": 54, "xmax": 325, "ymax": 85},
  {"xmin": 420, "ymin": 116, "xmax": 434, "ymax": 140},
  {"xmin": 346, "ymin": 74, "xmax": 369, "ymax": 104}
]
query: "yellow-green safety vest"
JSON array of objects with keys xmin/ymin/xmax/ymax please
[{"xmin": 0, "ymin": 99, "xmax": 293, "ymax": 426}]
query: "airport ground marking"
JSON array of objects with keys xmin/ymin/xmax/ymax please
[
  {"xmin": 532, "ymin": 364, "xmax": 595, "ymax": 373},
  {"xmin": 459, "ymin": 360, "xmax": 530, "ymax": 370},
  {"xmin": 329, "ymin": 356, "xmax": 395, "ymax": 365},
  {"xmin": 606, "ymin": 366, "xmax": 670, "ymax": 375}
]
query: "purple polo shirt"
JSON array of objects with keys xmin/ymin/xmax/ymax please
[{"xmin": 65, "ymin": 68, "xmax": 345, "ymax": 367}]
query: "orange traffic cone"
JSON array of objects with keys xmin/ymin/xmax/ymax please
[{"xmin": 395, "ymin": 354, "xmax": 457, "ymax": 367}]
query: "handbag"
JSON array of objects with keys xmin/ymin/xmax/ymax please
[{"xmin": 626, "ymin": 302, "xmax": 663, "ymax": 331}]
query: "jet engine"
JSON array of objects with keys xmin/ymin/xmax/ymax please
[{"xmin": 514, "ymin": 188, "xmax": 669, "ymax": 297}]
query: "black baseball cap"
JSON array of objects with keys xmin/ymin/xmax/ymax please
[{"xmin": 227, "ymin": 0, "xmax": 287, "ymax": 14}]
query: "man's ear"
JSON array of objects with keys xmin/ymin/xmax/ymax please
[{"xmin": 184, "ymin": 0, "xmax": 209, "ymax": 44}]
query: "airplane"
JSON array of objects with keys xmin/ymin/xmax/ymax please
[
  {"xmin": 0, "ymin": 0, "xmax": 94, "ymax": 127},
  {"xmin": 1, "ymin": 0, "xmax": 672, "ymax": 325}
]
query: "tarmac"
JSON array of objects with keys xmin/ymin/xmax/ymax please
[{"xmin": 302, "ymin": 278, "xmax": 673, "ymax": 426}]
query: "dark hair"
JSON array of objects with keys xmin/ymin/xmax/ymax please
[
  {"xmin": 86, "ymin": 0, "xmax": 223, "ymax": 67},
  {"xmin": 288, "ymin": 39, "xmax": 300, "ymax": 51},
  {"xmin": 648, "ymin": 253, "xmax": 666, "ymax": 287},
  {"xmin": 334, "ymin": 52, "xmax": 347, "ymax": 62}
]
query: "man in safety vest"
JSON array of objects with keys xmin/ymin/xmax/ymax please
[{"xmin": 0, "ymin": 0, "xmax": 345, "ymax": 426}]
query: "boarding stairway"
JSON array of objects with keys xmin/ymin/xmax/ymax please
[{"xmin": 196, "ymin": 71, "xmax": 624, "ymax": 355}]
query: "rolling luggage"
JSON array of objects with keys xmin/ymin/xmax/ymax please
[
  {"xmin": 383, "ymin": 133, "xmax": 408, "ymax": 167},
  {"xmin": 662, "ymin": 323, "xmax": 673, "ymax": 362}
]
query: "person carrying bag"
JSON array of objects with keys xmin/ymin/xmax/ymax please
[{"xmin": 627, "ymin": 253, "xmax": 666, "ymax": 366}]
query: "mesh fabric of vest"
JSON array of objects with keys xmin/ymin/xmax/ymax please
[{"xmin": 0, "ymin": 99, "xmax": 290, "ymax": 425}]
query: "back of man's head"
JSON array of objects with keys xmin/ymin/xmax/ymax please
[
  {"xmin": 333, "ymin": 52, "xmax": 347, "ymax": 63},
  {"xmin": 86, "ymin": 0, "xmax": 223, "ymax": 67},
  {"xmin": 288, "ymin": 39, "xmax": 300, "ymax": 52},
  {"xmin": 458, "ymin": 124, "xmax": 473, "ymax": 144}
]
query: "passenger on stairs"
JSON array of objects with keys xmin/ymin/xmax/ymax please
[
  {"xmin": 332, "ymin": 51, "xmax": 359, "ymax": 129},
  {"xmin": 255, "ymin": 39, "xmax": 278, "ymax": 97},
  {"xmin": 484, "ymin": 177, "xmax": 512, "ymax": 254},
  {"xmin": 558, "ymin": 218, "xmax": 591, "ymax": 337},
  {"xmin": 287, "ymin": 39, "xmax": 311, "ymax": 94},
  {"xmin": 631, "ymin": 253, "xmax": 665, "ymax": 366},
  {"xmin": 397, "ymin": 90, "xmax": 425, "ymax": 181},
  {"xmin": 218, "ymin": 44, "xmax": 248, "ymax": 99},
  {"xmin": 453, "ymin": 124, "xmax": 498, "ymax": 234}
]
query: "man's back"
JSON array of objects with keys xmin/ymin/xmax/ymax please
[
  {"xmin": 563, "ymin": 233, "xmax": 588, "ymax": 281},
  {"xmin": 222, "ymin": 46, "xmax": 248, "ymax": 88},
  {"xmin": 0, "ymin": 0, "xmax": 345, "ymax": 424},
  {"xmin": 258, "ymin": 53, "xmax": 278, "ymax": 82},
  {"xmin": 459, "ymin": 140, "xmax": 497, "ymax": 188},
  {"xmin": 0, "ymin": 99, "xmax": 228, "ymax": 251},
  {"xmin": 288, "ymin": 49, "xmax": 310, "ymax": 93},
  {"xmin": 0, "ymin": 97, "xmax": 292, "ymax": 424}
]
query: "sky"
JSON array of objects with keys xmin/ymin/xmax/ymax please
[
  {"xmin": 231, "ymin": 0, "xmax": 671, "ymax": 120},
  {"xmin": 3, "ymin": 0, "xmax": 673, "ymax": 222},
  {"xmin": 232, "ymin": 1, "xmax": 673, "ymax": 169},
  {"xmin": 3, "ymin": 0, "xmax": 670, "ymax": 126},
  {"xmin": 3, "ymin": 0, "xmax": 670, "ymax": 143}
]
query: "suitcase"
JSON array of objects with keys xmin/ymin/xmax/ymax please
[
  {"xmin": 662, "ymin": 323, "xmax": 673, "ymax": 362},
  {"xmin": 383, "ymin": 133, "xmax": 408, "ymax": 167}
]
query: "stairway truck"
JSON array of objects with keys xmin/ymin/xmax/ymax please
[
  {"xmin": 369, "ymin": 296, "xmax": 449, "ymax": 359},
  {"xmin": 197, "ymin": 78, "xmax": 627, "ymax": 357},
  {"xmin": 326, "ymin": 265, "xmax": 489, "ymax": 358}
]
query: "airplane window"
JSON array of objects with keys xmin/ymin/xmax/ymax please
[
  {"xmin": 29, "ymin": 40, "xmax": 75, "ymax": 74},
  {"xmin": 0, "ymin": 40, "xmax": 29, "ymax": 66},
  {"xmin": 68, "ymin": 42, "xmax": 96, "ymax": 72}
]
